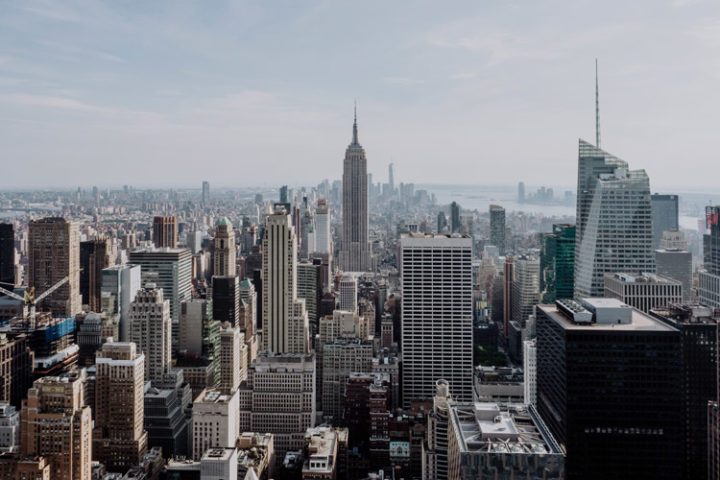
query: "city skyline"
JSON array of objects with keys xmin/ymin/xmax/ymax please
[{"xmin": 1, "ymin": 1, "xmax": 719, "ymax": 189}]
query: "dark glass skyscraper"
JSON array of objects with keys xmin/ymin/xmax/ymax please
[
  {"xmin": 650, "ymin": 304, "xmax": 718, "ymax": 480},
  {"xmin": 0, "ymin": 223, "xmax": 14, "ymax": 289},
  {"xmin": 450, "ymin": 201, "xmax": 460, "ymax": 234},
  {"xmin": 536, "ymin": 299, "xmax": 683, "ymax": 479},
  {"xmin": 540, "ymin": 224, "xmax": 576, "ymax": 302}
]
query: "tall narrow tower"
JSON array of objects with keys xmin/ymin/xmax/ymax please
[
  {"xmin": 261, "ymin": 208, "xmax": 309, "ymax": 354},
  {"xmin": 340, "ymin": 106, "xmax": 371, "ymax": 272}
]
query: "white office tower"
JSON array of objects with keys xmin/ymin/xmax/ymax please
[
  {"xmin": 340, "ymin": 108, "xmax": 371, "ymax": 272},
  {"xmin": 213, "ymin": 218, "xmax": 236, "ymax": 277},
  {"xmin": 314, "ymin": 199, "xmax": 331, "ymax": 255},
  {"xmin": 128, "ymin": 284, "xmax": 172, "ymax": 381},
  {"xmin": 574, "ymin": 139, "xmax": 655, "ymax": 298},
  {"xmin": 400, "ymin": 234, "xmax": 473, "ymax": 405},
  {"xmin": 0, "ymin": 404, "xmax": 20, "ymax": 453},
  {"xmin": 219, "ymin": 325, "xmax": 246, "ymax": 393},
  {"xmin": 192, "ymin": 388, "xmax": 240, "ymax": 460},
  {"xmin": 261, "ymin": 209, "xmax": 309, "ymax": 354},
  {"xmin": 338, "ymin": 274, "xmax": 358, "ymax": 313},
  {"xmin": 238, "ymin": 354, "xmax": 316, "ymax": 469},
  {"xmin": 523, "ymin": 339, "xmax": 537, "ymax": 405},
  {"xmin": 101, "ymin": 264, "xmax": 141, "ymax": 342}
]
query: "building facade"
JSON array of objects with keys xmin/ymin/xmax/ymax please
[
  {"xmin": 604, "ymin": 272, "xmax": 683, "ymax": 313},
  {"xmin": 20, "ymin": 376, "xmax": 92, "ymax": 480},
  {"xmin": 340, "ymin": 109, "xmax": 371, "ymax": 272},
  {"xmin": 128, "ymin": 284, "xmax": 172, "ymax": 381},
  {"xmin": 28, "ymin": 217, "xmax": 82, "ymax": 317},
  {"xmin": 536, "ymin": 298, "xmax": 682, "ymax": 479},
  {"xmin": 93, "ymin": 342, "xmax": 148, "ymax": 472},
  {"xmin": 261, "ymin": 209, "xmax": 309, "ymax": 355},
  {"xmin": 574, "ymin": 140, "xmax": 655, "ymax": 297},
  {"xmin": 400, "ymin": 234, "xmax": 473, "ymax": 405}
]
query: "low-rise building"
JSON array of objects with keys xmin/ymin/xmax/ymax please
[{"xmin": 604, "ymin": 272, "xmax": 682, "ymax": 313}]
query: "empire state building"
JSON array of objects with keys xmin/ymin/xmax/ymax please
[{"xmin": 340, "ymin": 107, "xmax": 370, "ymax": 272}]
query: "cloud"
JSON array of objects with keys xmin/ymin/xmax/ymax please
[{"xmin": 0, "ymin": 93, "xmax": 107, "ymax": 112}]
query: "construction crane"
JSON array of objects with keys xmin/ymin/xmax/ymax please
[{"xmin": 0, "ymin": 277, "xmax": 70, "ymax": 329}]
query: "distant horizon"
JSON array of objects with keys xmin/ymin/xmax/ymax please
[{"xmin": 1, "ymin": 181, "xmax": 718, "ymax": 197}]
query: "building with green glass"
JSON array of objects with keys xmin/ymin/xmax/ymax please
[{"xmin": 540, "ymin": 224, "xmax": 575, "ymax": 302}]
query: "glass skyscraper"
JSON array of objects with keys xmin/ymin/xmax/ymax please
[
  {"xmin": 540, "ymin": 223, "xmax": 575, "ymax": 302},
  {"xmin": 574, "ymin": 139, "xmax": 655, "ymax": 298}
]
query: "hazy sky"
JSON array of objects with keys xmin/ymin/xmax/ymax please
[{"xmin": 1, "ymin": 0, "xmax": 718, "ymax": 190}]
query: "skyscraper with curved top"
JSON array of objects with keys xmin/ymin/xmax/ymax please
[{"xmin": 340, "ymin": 107, "xmax": 370, "ymax": 272}]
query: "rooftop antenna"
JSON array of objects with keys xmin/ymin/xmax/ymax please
[{"xmin": 595, "ymin": 58, "xmax": 601, "ymax": 148}]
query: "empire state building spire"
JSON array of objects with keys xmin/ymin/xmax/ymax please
[{"xmin": 352, "ymin": 102, "xmax": 359, "ymax": 146}]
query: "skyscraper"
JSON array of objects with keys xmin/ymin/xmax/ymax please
[
  {"xmin": 700, "ymin": 206, "xmax": 720, "ymax": 308},
  {"xmin": 128, "ymin": 284, "xmax": 172, "ymax": 381},
  {"xmin": 218, "ymin": 325, "xmax": 245, "ymax": 393},
  {"xmin": 213, "ymin": 217, "xmax": 236, "ymax": 277},
  {"xmin": 340, "ymin": 107, "xmax": 371, "ymax": 272},
  {"xmin": 338, "ymin": 274, "xmax": 358, "ymax": 313},
  {"xmin": 489, "ymin": 205, "xmax": 506, "ymax": 255},
  {"xmin": 400, "ymin": 233, "xmax": 473, "ymax": 405},
  {"xmin": 649, "ymin": 304, "xmax": 719, "ymax": 480},
  {"xmin": 388, "ymin": 162, "xmax": 395, "ymax": 194},
  {"xmin": 651, "ymin": 194, "xmax": 679, "ymax": 249},
  {"xmin": 28, "ymin": 217, "xmax": 82, "ymax": 317},
  {"xmin": 540, "ymin": 224, "xmax": 576, "ymax": 302},
  {"xmin": 101, "ymin": 264, "xmax": 142, "ymax": 342},
  {"xmin": 261, "ymin": 209, "xmax": 309, "ymax": 354},
  {"xmin": 536, "ymin": 298, "xmax": 682, "ymax": 479},
  {"xmin": 0, "ymin": 224, "xmax": 14, "ymax": 290},
  {"xmin": 79, "ymin": 237, "xmax": 111, "ymax": 312},
  {"xmin": 655, "ymin": 230, "xmax": 693, "ymax": 302},
  {"xmin": 517, "ymin": 181, "xmax": 525, "ymax": 203},
  {"xmin": 20, "ymin": 376, "xmax": 92, "ymax": 480},
  {"xmin": 574, "ymin": 140, "xmax": 655, "ymax": 298},
  {"xmin": 202, "ymin": 180, "xmax": 210, "ymax": 205},
  {"xmin": 128, "ymin": 247, "xmax": 192, "ymax": 322},
  {"xmin": 510, "ymin": 255, "xmax": 540, "ymax": 324},
  {"xmin": 450, "ymin": 201, "xmax": 460, "ymax": 234},
  {"xmin": 153, "ymin": 215, "xmax": 178, "ymax": 248},
  {"xmin": 93, "ymin": 342, "xmax": 148, "ymax": 472},
  {"xmin": 314, "ymin": 199, "xmax": 331, "ymax": 255}
]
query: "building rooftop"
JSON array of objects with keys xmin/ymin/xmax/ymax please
[
  {"xmin": 650, "ymin": 304, "xmax": 720, "ymax": 325},
  {"xmin": 541, "ymin": 299, "xmax": 676, "ymax": 332},
  {"xmin": 606, "ymin": 272, "xmax": 681, "ymax": 285},
  {"xmin": 449, "ymin": 402, "xmax": 562, "ymax": 455}
]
